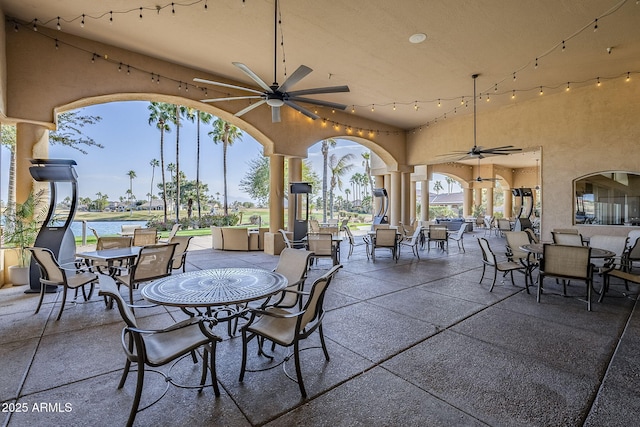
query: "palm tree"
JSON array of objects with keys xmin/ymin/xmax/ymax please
[
  {"xmin": 345, "ymin": 188, "xmax": 351, "ymax": 203},
  {"xmin": 361, "ymin": 151, "xmax": 376, "ymax": 216},
  {"xmin": 445, "ymin": 176, "xmax": 456, "ymax": 194},
  {"xmin": 209, "ymin": 119, "xmax": 242, "ymax": 216},
  {"xmin": 148, "ymin": 102, "xmax": 173, "ymax": 223},
  {"xmin": 433, "ymin": 180, "xmax": 444, "ymax": 195},
  {"xmin": 320, "ymin": 138, "xmax": 337, "ymax": 222},
  {"xmin": 1, "ymin": 125, "xmax": 17, "ymax": 229},
  {"xmin": 173, "ymin": 105, "xmax": 195, "ymax": 222},
  {"xmin": 148, "ymin": 159, "xmax": 159, "ymax": 213},
  {"xmin": 126, "ymin": 170, "xmax": 136, "ymax": 215},
  {"xmin": 329, "ymin": 152, "xmax": 355, "ymax": 218},
  {"xmin": 195, "ymin": 111, "xmax": 213, "ymax": 220}
]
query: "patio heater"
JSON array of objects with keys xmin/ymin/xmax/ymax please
[
  {"xmin": 372, "ymin": 188, "xmax": 389, "ymax": 225},
  {"xmin": 27, "ymin": 159, "xmax": 79, "ymax": 293},
  {"xmin": 512, "ymin": 187, "xmax": 533, "ymax": 232},
  {"xmin": 290, "ymin": 182, "xmax": 312, "ymax": 246}
]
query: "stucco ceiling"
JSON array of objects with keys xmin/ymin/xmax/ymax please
[{"xmin": 3, "ymin": 0, "xmax": 640, "ymax": 133}]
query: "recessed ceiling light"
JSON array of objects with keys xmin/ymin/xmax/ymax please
[{"xmin": 409, "ymin": 33, "xmax": 427, "ymax": 44}]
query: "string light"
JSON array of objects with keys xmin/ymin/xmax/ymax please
[
  {"xmin": 81, "ymin": 14, "xmax": 85, "ymax": 28},
  {"xmin": 627, "ymin": 72, "xmax": 631, "ymax": 81},
  {"xmin": 414, "ymin": 101, "xmax": 419, "ymax": 111},
  {"xmin": 513, "ymin": 72, "xmax": 516, "ymax": 81},
  {"xmin": 172, "ymin": 3, "xmax": 176, "ymax": 15},
  {"xmin": 486, "ymin": 94, "xmax": 490, "ymax": 102},
  {"xmin": 127, "ymin": 65, "xmax": 130, "ymax": 75},
  {"xmin": 512, "ymin": 90, "xmax": 516, "ymax": 99},
  {"xmin": 33, "ymin": 19, "xmax": 38, "ymax": 31},
  {"xmin": 55, "ymin": 39, "xmax": 59, "ymax": 50},
  {"xmin": 204, "ymin": 0, "xmax": 208, "ymax": 11},
  {"xmin": 371, "ymin": 104, "xmax": 375, "ymax": 112},
  {"xmin": 566, "ymin": 82, "xmax": 570, "ymax": 91},
  {"xmin": 535, "ymin": 58, "xmax": 538, "ymax": 69},
  {"xmin": 593, "ymin": 18, "xmax": 598, "ymax": 32},
  {"xmin": 110, "ymin": 11, "xmax": 113, "ymax": 24},
  {"xmin": 597, "ymin": 77, "xmax": 601, "ymax": 86},
  {"xmin": 118, "ymin": 62, "xmax": 122, "ymax": 72},
  {"xmin": 562, "ymin": 40, "xmax": 566, "ymax": 52},
  {"xmin": 139, "ymin": 7, "xmax": 143, "ymax": 20},
  {"xmin": 56, "ymin": 17, "xmax": 61, "ymax": 30},
  {"xmin": 539, "ymin": 86, "xmax": 544, "ymax": 95},
  {"xmin": 393, "ymin": 102, "xmax": 396, "ymax": 111},
  {"xmin": 437, "ymin": 99, "xmax": 441, "ymax": 107},
  {"xmin": 351, "ymin": 105, "xmax": 355, "ymax": 113},
  {"xmin": 460, "ymin": 96, "xmax": 464, "ymax": 105}
]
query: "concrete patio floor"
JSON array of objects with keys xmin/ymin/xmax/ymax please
[{"xmin": 1, "ymin": 230, "xmax": 639, "ymax": 426}]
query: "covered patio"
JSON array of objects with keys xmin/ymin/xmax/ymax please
[{"xmin": 2, "ymin": 232, "xmax": 639, "ymax": 426}]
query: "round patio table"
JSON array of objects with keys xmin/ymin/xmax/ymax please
[
  {"xmin": 520, "ymin": 243, "xmax": 615, "ymax": 258},
  {"xmin": 141, "ymin": 268, "xmax": 287, "ymax": 308}
]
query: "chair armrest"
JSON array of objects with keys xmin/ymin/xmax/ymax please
[{"xmin": 250, "ymin": 308, "xmax": 304, "ymax": 319}]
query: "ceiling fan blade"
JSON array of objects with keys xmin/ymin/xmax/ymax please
[
  {"xmin": 234, "ymin": 100, "xmax": 267, "ymax": 117},
  {"xmin": 284, "ymin": 100, "xmax": 319, "ymax": 120},
  {"xmin": 201, "ymin": 96, "xmax": 263, "ymax": 103},
  {"xmin": 287, "ymin": 85, "xmax": 350, "ymax": 97},
  {"xmin": 288, "ymin": 96, "xmax": 347, "ymax": 110},
  {"xmin": 193, "ymin": 78, "xmax": 264, "ymax": 95},
  {"xmin": 481, "ymin": 145, "xmax": 519, "ymax": 151},
  {"xmin": 271, "ymin": 106, "xmax": 281, "ymax": 123},
  {"xmin": 233, "ymin": 62, "xmax": 273, "ymax": 93},
  {"xmin": 278, "ymin": 65, "xmax": 313, "ymax": 93}
]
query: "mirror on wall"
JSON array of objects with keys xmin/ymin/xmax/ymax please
[{"xmin": 574, "ymin": 171, "xmax": 640, "ymax": 225}]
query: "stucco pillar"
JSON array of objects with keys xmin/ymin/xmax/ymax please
[
  {"xmin": 503, "ymin": 189, "xmax": 513, "ymax": 219},
  {"xmin": 409, "ymin": 180, "xmax": 417, "ymax": 223},
  {"xmin": 373, "ymin": 175, "xmax": 384, "ymax": 221},
  {"xmin": 16, "ymin": 123, "xmax": 49, "ymax": 203},
  {"xmin": 474, "ymin": 187, "xmax": 482, "ymax": 213},
  {"xmin": 389, "ymin": 172, "xmax": 401, "ymax": 226},
  {"xmin": 401, "ymin": 172, "xmax": 411, "ymax": 225},
  {"xmin": 486, "ymin": 187, "xmax": 494, "ymax": 217},
  {"xmin": 287, "ymin": 157, "xmax": 302, "ymax": 232},
  {"xmin": 268, "ymin": 154, "xmax": 285, "ymax": 232},
  {"xmin": 463, "ymin": 188, "xmax": 473, "ymax": 217},
  {"xmin": 420, "ymin": 180, "xmax": 429, "ymax": 221}
]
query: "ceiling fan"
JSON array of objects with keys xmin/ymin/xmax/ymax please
[
  {"xmin": 194, "ymin": 0, "xmax": 349, "ymax": 123},
  {"xmin": 469, "ymin": 157, "xmax": 500, "ymax": 183},
  {"xmin": 441, "ymin": 74, "xmax": 522, "ymax": 161}
]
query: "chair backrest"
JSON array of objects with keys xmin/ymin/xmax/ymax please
[
  {"xmin": 453, "ymin": 223, "xmax": 465, "ymax": 239},
  {"xmin": 477, "ymin": 238, "xmax": 496, "ymax": 266},
  {"xmin": 483, "ymin": 217, "xmax": 492, "ymax": 229},
  {"xmin": 307, "ymin": 233, "xmax": 333, "ymax": 256},
  {"xmin": 88, "ymin": 226, "xmax": 100, "ymax": 239},
  {"xmin": 342, "ymin": 225, "xmax": 355, "ymax": 244},
  {"xmin": 372, "ymin": 224, "xmax": 390, "ymax": 231},
  {"xmin": 375, "ymin": 228, "xmax": 398, "ymax": 247},
  {"xmin": 504, "ymin": 231, "xmax": 530, "ymax": 260},
  {"xmin": 589, "ymin": 235, "xmax": 628, "ymax": 269},
  {"xmin": 327, "ymin": 218, "xmax": 338, "ymax": 225},
  {"xmin": 169, "ymin": 235, "xmax": 193, "ymax": 270},
  {"xmin": 133, "ymin": 228, "xmax": 158, "ymax": 246},
  {"xmin": 524, "ymin": 228, "xmax": 539, "ymax": 243},
  {"xmin": 130, "ymin": 243, "xmax": 177, "ymax": 283},
  {"xmin": 28, "ymin": 247, "xmax": 64, "ymax": 284},
  {"xmin": 274, "ymin": 248, "xmax": 314, "ymax": 288},
  {"xmin": 429, "ymin": 224, "xmax": 448, "ymax": 240},
  {"xmin": 340, "ymin": 219, "xmax": 349, "ymax": 229},
  {"xmin": 541, "ymin": 244, "xmax": 591, "ymax": 279},
  {"xmin": 498, "ymin": 218, "xmax": 511, "ymax": 231},
  {"xmin": 98, "ymin": 274, "xmax": 138, "ymax": 328},
  {"xmin": 627, "ymin": 231, "xmax": 640, "ymax": 261},
  {"xmin": 552, "ymin": 232, "xmax": 584, "ymax": 246},
  {"xmin": 279, "ymin": 229, "xmax": 293, "ymax": 248},
  {"xmin": 308, "ymin": 219, "xmax": 320, "ymax": 233},
  {"xmin": 300, "ymin": 264, "xmax": 342, "ymax": 330},
  {"xmin": 552, "ymin": 228, "xmax": 579, "ymax": 234},
  {"xmin": 165, "ymin": 223, "xmax": 180, "ymax": 240},
  {"xmin": 407, "ymin": 225, "xmax": 423, "ymax": 244},
  {"xmin": 97, "ymin": 236, "xmax": 132, "ymax": 250}
]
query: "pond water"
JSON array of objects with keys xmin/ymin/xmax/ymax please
[{"xmin": 70, "ymin": 221, "xmax": 147, "ymax": 237}]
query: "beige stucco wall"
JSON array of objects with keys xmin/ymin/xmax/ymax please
[
  {"xmin": 4, "ymin": 24, "xmax": 405, "ymax": 165},
  {"xmin": 0, "ymin": 6, "xmax": 6, "ymax": 118},
  {"xmin": 407, "ymin": 78, "xmax": 640, "ymax": 240}
]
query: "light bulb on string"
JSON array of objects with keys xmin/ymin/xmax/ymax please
[
  {"xmin": 56, "ymin": 17, "xmax": 61, "ymax": 30},
  {"xmin": 118, "ymin": 62, "xmax": 122, "ymax": 72},
  {"xmin": 460, "ymin": 96, "xmax": 464, "ymax": 105},
  {"xmin": 127, "ymin": 65, "xmax": 130, "ymax": 75},
  {"xmin": 534, "ymin": 58, "xmax": 538, "ymax": 69},
  {"xmin": 539, "ymin": 86, "xmax": 544, "ymax": 95},
  {"xmin": 414, "ymin": 101, "xmax": 418, "ymax": 111},
  {"xmin": 593, "ymin": 18, "xmax": 598, "ymax": 32},
  {"xmin": 81, "ymin": 14, "xmax": 85, "ymax": 28},
  {"xmin": 139, "ymin": 7, "xmax": 143, "ymax": 20},
  {"xmin": 110, "ymin": 11, "xmax": 113, "ymax": 24},
  {"xmin": 55, "ymin": 39, "xmax": 59, "ymax": 50},
  {"xmin": 33, "ymin": 19, "xmax": 38, "ymax": 31},
  {"xmin": 597, "ymin": 77, "xmax": 601, "ymax": 87},
  {"xmin": 172, "ymin": 3, "xmax": 176, "ymax": 15},
  {"xmin": 437, "ymin": 99, "xmax": 441, "ymax": 107},
  {"xmin": 351, "ymin": 105, "xmax": 355, "ymax": 113},
  {"xmin": 562, "ymin": 40, "xmax": 566, "ymax": 52},
  {"xmin": 626, "ymin": 72, "xmax": 631, "ymax": 82},
  {"xmin": 486, "ymin": 94, "xmax": 490, "ymax": 102},
  {"xmin": 513, "ymin": 72, "xmax": 516, "ymax": 81},
  {"xmin": 14, "ymin": 21, "xmax": 19, "ymax": 32},
  {"xmin": 393, "ymin": 102, "xmax": 396, "ymax": 111},
  {"xmin": 512, "ymin": 90, "xmax": 516, "ymax": 99},
  {"xmin": 204, "ymin": 0, "xmax": 208, "ymax": 11},
  {"xmin": 371, "ymin": 104, "xmax": 375, "ymax": 112},
  {"xmin": 494, "ymin": 84, "xmax": 498, "ymax": 92},
  {"xmin": 566, "ymin": 82, "xmax": 570, "ymax": 91}
]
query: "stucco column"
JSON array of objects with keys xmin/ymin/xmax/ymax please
[
  {"xmin": 486, "ymin": 187, "xmax": 494, "ymax": 217},
  {"xmin": 420, "ymin": 180, "xmax": 429, "ymax": 221},
  {"xmin": 287, "ymin": 157, "xmax": 302, "ymax": 232},
  {"xmin": 463, "ymin": 188, "xmax": 473, "ymax": 217},
  {"xmin": 269, "ymin": 154, "xmax": 285, "ymax": 232},
  {"xmin": 474, "ymin": 187, "xmax": 482, "ymax": 213},
  {"xmin": 401, "ymin": 172, "xmax": 411, "ymax": 225},
  {"xmin": 503, "ymin": 188, "xmax": 513, "ymax": 219},
  {"xmin": 16, "ymin": 123, "xmax": 49, "ymax": 203},
  {"xmin": 389, "ymin": 171, "xmax": 401, "ymax": 226},
  {"xmin": 409, "ymin": 180, "xmax": 417, "ymax": 223}
]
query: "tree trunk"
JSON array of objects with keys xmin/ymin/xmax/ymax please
[
  {"xmin": 175, "ymin": 106, "xmax": 180, "ymax": 223},
  {"xmin": 160, "ymin": 130, "xmax": 168, "ymax": 223},
  {"xmin": 196, "ymin": 113, "xmax": 202, "ymax": 220}
]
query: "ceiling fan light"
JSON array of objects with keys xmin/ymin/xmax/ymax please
[
  {"xmin": 266, "ymin": 99, "xmax": 284, "ymax": 107},
  {"xmin": 409, "ymin": 33, "xmax": 427, "ymax": 44}
]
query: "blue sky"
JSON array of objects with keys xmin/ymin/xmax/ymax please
[{"xmin": 1, "ymin": 101, "xmax": 369, "ymax": 204}]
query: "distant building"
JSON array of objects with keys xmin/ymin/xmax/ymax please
[{"xmin": 138, "ymin": 200, "xmax": 164, "ymax": 211}]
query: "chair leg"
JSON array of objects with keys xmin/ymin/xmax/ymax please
[
  {"xmin": 479, "ymin": 264, "xmax": 486, "ymax": 284},
  {"xmin": 318, "ymin": 324, "xmax": 330, "ymax": 361},
  {"xmin": 56, "ymin": 287, "xmax": 68, "ymax": 321},
  {"xmin": 199, "ymin": 347, "xmax": 209, "ymax": 392},
  {"xmin": 293, "ymin": 340, "xmax": 307, "ymax": 398},
  {"xmin": 537, "ymin": 277, "xmax": 543, "ymax": 303},
  {"xmin": 239, "ymin": 330, "xmax": 250, "ymax": 382},
  {"xmin": 209, "ymin": 343, "xmax": 220, "ymax": 396},
  {"xmin": 34, "ymin": 281, "xmax": 46, "ymax": 314},
  {"xmin": 118, "ymin": 359, "xmax": 132, "ymax": 389},
  {"xmin": 599, "ymin": 274, "xmax": 609, "ymax": 303},
  {"xmin": 489, "ymin": 268, "xmax": 497, "ymax": 292},
  {"xmin": 127, "ymin": 362, "xmax": 145, "ymax": 427}
]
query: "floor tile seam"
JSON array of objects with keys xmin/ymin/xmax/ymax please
[
  {"xmin": 372, "ymin": 364, "xmax": 494, "ymax": 427},
  {"xmin": 14, "ymin": 368, "xmax": 124, "ymax": 401},
  {"xmin": 585, "ymin": 295, "xmax": 640, "ymax": 421}
]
